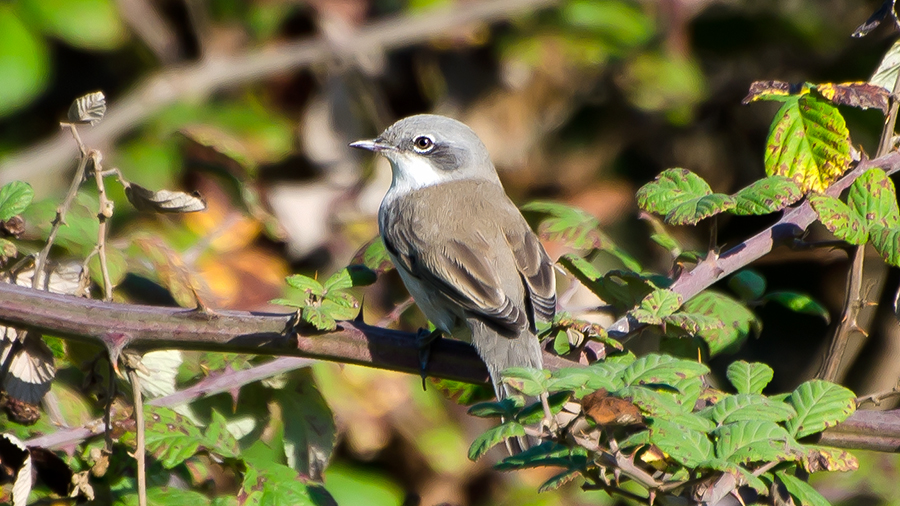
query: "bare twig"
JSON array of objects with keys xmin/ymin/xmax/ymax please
[
  {"xmin": 856, "ymin": 385, "xmax": 900, "ymax": 407},
  {"xmin": 375, "ymin": 296, "xmax": 415, "ymax": 327},
  {"xmin": 90, "ymin": 151, "xmax": 114, "ymax": 300},
  {"xmin": 0, "ymin": 0, "xmax": 559, "ymax": 186},
  {"xmin": 32, "ymin": 124, "xmax": 90, "ymax": 289},
  {"xmin": 126, "ymin": 367, "xmax": 147, "ymax": 506}
]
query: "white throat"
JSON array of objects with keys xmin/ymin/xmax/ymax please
[{"xmin": 383, "ymin": 153, "xmax": 447, "ymax": 204}]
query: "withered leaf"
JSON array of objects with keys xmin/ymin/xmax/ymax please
[
  {"xmin": 125, "ymin": 183, "xmax": 207, "ymax": 213},
  {"xmin": 67, "ymin": 91, "xmax": 106, "ymax": 125},
  {"xmin": 581, "ymin": 389, "xmax": 643, "ymax": 426}
]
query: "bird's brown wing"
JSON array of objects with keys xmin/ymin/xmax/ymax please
[
  {"xmin": 385, "ymin": 230, "xmax": 528, "ymax": 336},
  {"xmin": 507, "ymin": 227, "xmax": 557, "ymax": 326}
]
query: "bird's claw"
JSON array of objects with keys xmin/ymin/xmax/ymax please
[{"xmin": 415, "ymin": 328, "xmax": 442, "ymax": 390}]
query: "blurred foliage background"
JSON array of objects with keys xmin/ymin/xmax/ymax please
[{"xmin": 1, "ymin": 0, "xmax": 900, "ymax": 504}]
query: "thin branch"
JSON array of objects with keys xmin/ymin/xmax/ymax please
[
  {"xmin": 90, "ymin": 150, "xmax": 114, "ymax": 301},
  {"xmin": 603, "ymin": 151, "xmax": 900, "ymax": 340},
  {"xmin": 126, "ymin": 367, "xmax": 147, "ymax": 506},
  {"xmin": 0, "ymin": 0, "xmax": 559, "ymax": 185},
  {"xmin": 31, "ymin": 124, "xmax": 90, "ymax": 289}
]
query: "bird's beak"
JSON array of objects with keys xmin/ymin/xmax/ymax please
[{"xmin": 349, "ymin": 138, "xmax": 393, "ymax": 152}]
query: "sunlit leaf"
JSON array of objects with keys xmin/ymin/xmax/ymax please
[
  {"xmin": 629, "ymin": 289, "xmax": 683, "ymax": 325},
  {"xmin": 726, "ymin": 361, "xmax": 774, "ymax": 394},
  {"xmin": 467, "ymin": 422, "xmax": 526, "ymax": 461},
  {"xmin": 647, "ymin": 418, "xmax": 713, "ymax": 467},
  {"xmin": 713, "ymin": 420, "xmax": 798, "ymax": 465},
  {"xmin": 785, "ymin": 380, "xmax": 856, "ymax": 438},
  {"xmin": 776, "ymin": 471, "xmax": 831, "ymax": 506},
  {"xmin": 67, "ymin": 91, "xmax": 106, "ymax": 125},
  {"xmin": 763, "ymin": 292, "xmax": 830, "ymax": 324},
  {"xmin": 683, "ymin": 291, "xmax": 760, "ymax": 356},
  {"xmin": 764, "ymin": 95, "xmax": 851, "ymax": 193},
  {"xmin": 0, "ymin": 181, "xmax": 34, "ymax": 221},
  {"xmin": 730, "ymin": 176, "xmax": 803, "ymax": 215}
]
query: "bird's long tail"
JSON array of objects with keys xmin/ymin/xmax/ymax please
[{"xmin": 469, "ymin": 319, "xmax": 543, "ymax": 452}]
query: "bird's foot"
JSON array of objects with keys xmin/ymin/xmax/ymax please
[{"xmin": 415, "ymin": 328, "xmax": 442, "ymax": 390}]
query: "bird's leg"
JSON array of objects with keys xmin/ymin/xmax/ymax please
[{"xmin": 415, "ymin": 328, "xmax": 443, "ymax": 390}]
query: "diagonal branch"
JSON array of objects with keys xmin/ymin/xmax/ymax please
[{"xmin": 604, "ymin": 150, "xmax": 900, "ymax": 339}]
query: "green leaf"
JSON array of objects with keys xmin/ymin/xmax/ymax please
[
  {"xmin": 808, "ymin": 193, "xmax": 868, "ymax": 244},
  {"xmin": 728, "ymin": 270, "xmax": 767, "ymax": 302},
  {"xmin": 713, "ymin": 420, "xmax": 798, "ymax": 465},
  {"xmin": 799, "ymin": 445, "xmax": 859, "ymax": 473},
  {"xmin": 726, "ymin": 361, "xmax": 774, "ymax": 394},
  {"xmin": 848, "ymin": 169, "xmax": 900, "ymax": 228},
  {"xmin": 142, "ymin": 407, "xmax": 203, "ymax": 468},
  {"xmin": 763, "ymin": 292, "xmax": 830, "ymax": 323},
  {"xmin": 324, "ymin": 265, "xmax": 377, "ymax": 292},
  {"xmin": 517, "ymin": 391, "xmax": 570, "ymax": 424},
  {"xmin": 663, "ymin": 312, "xmax": 723, "ymax": 334},
  {"xmin": 764, "ymin": 95, "xmax": 851, "ymax": 193},
  {"xmin": 870, "ymin": 225, "xmax": 900, "ymax": 266},
  {"xmin": 285, "ymin": 275, "xmax": 325, "ymax": 296},
  {"xmin": 467, "ymin": 397, "xmax": 524, "ymax": 419},
  {"xmin": 0, "ymin": 181, "xmax": 33, "ymax": 221},
  {"xmin": 637, "ymin": 168, "xmax": 734, "ymax": 225},
  {"xmin": 666, "ymin": 193, "xmax": 735, "ymax": 225},
  {"xmin": 120, "ymin": 488, "xmax": 213, "ymax": 506},
  {"xmin": 320, "ymin": 296, "xmax": 360, "ymax": 321},
  {"xmin": 0, "ymin": 5, "xmax": 49, "ymax": 117},
  {"xmin": 302, "ymin": 306, "xmax": 336, "ymax": 331},
  {"xmin": 19, "ymin": 0, "xmax": 127, "ymax": 50},
  {"xmin": 630, "ymin": 289, "xmax": 683, "ymax": 325},
  {"xmin": 495, "ymin": 441, "xmax": 587, "ymax": 471},
  {"xmin": 538, "ymin": 468, "xmax": 583, "ymax": 493},
  {"xmin": 204, "ymin": 410, "xmax": 240, "ymax": 459},
  {"xmin": 552, "ymin": 329, "xmax": 571, "ymax": 355},
  {"xmin": 731, "ymin": 176, "xmax": 803, "ymax": 215},
  {"xmin": 700, "ymin": 393, "xmax": 796, "ymax": 425},
  {"xmin": 468, "ymin": 422, "xmax": 526, "ymax": 461},
  {"xmin": 277, "ymin": 372, "xmax": 336, "ymax": 481},
  {"xmin": 592, "ymin": 270, "xmax": 659, "ymax": 311},
  {"xmin": 776, "ymin": 471, "xmax": 832, "ymax": 506},
  {"xmin": 786, "ymin": 380, "xmax": 856, "ymax": 438},
  {"xmin": 648, "ymin": 418, "xmax": 713, "ymax": 467},
  {"xmin": 581, "ymin": 362, "xmax": 626, "ymax": 393},
  {"xmin": 546, "ymin": 367, "xmax": 593, "ymax": 393},
  {"xmin": 501, "ymin": 367, "xmax": 549, "ymax": 396},
  {"xmin": 683, "ymin": 291, "xmax": 760, "ymax": 356},
  {"xmin": 621, "ymin": 353, "xmax": 709, "ymax": 386},
  {"xmin": 616, "ymin": 385, "xmax": 684, "ymax": 416},
  {"xmin": 242, "ymin": 452, "xmax": 317, "ymax": 506}
]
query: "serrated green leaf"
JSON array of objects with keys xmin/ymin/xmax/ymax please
[
  {"xmin": 538, "ymin": 467, "xmax": 583, "ymax": 492},
  {"xmin": 206, "ymin": 410, "xmax": 240, "ymax": 459},
  {"xmin": 786, "ymin": 380, "xmax": 856, "ymax": 438},
  {"xmin": 467, "ymin": 397, "xmax": 524, "ymax": 418},
  {"xmin": 517, "ymin": 391, "xmax": 570, "ymax": 424},
  {"xmin": 502, "ymin": 367, "xmax": 549, "ymax": 397},
  {"xmin": 351, "ymin": 236, "xmax": 394, "ymax": 274},
  {"xmin": 638, "ymin": 169, "xmax": 735, "ymax": 224},
  {"xmin": 495, "ymin": 441, "xmax": 588, "ymax": 471},
  {"xmin": 580, "ymin": 362, "xmax": 626, "ymax": 394},
  {"xmin": 726, "ymin": 361, "xmax": 774, "ymax": 394},
  {"xmin": 666, "ymin": 192, "xmax": 735, "ymax": 225},
  {"xmin": 547, "ymin": 368, "xmax": 593, "ymax": 392},
  {"xmin": 777, "ymin": 471, "xmax": 832, "ymax": 506},
  {"xmin": 285, "ymin": 275, "xmax": 325, "ymax": 296},
  {"xmin": 763, "ymin": 291, "xmax": 830, "ymax": 323},
  {"xmin": 621, "ymin": 353, "xmax": 709, "ymax": 386},
  {"xmin": 321, "ymin": 296, "xmax": 360, "ymax": 321},
  {"xmin": 242, "ymin": 452, "xmax": 316, "ymax": 506},
  {"xmin": 302, "ymin": 306, "xmax": 336, "ymax": 331},
  {"xmin": 323, "ymin": 269, "xmax": 354, "ymax": 292},
  {"xmin": 731, "ymin": 175, "xmax": 804, "ymax": 215},
  {"xmin": 664, "ymin": 312, "xmax": 724, "ymax": 334},
  {"xmin": 648, "ymin": 418, "xmax": 713, "ymax": 467},
  {"xmin": 701, "ymin": 393, "xmax": 796, "ymax": 425},
  {"xmin": 870, "ymin": 224, "xmax": 900, "ymax": 267},
  {"xmin": 143, "ymin": 407, "xmax": 203, "ymax": 468},
  {"xmin": 637, "ymin": 168, "xmax": 711, "ymax": 214},
  {"xmin": 592, "ymin": 270, "xmax": 659, "ymax": 311},
  {"xmin": 668, "ymin": 413, "xmax": 716, "ymax": 432},
  {"xmin": 630, "ymin": 289, "xmax": 683, "ymax": 325},
  {"xmin": 728, "ymin": 270, "xmax": 767, "ymax": 302},
  {"xmin": 270, "ymin": 298, "xmax": 304, "ymax": 308},
  {"xmin": 713, "ymin": 420, "xmax": 798, "ymax": 465},
  {"xmin": 683, "ymin": 291, "xmax": 760, "ymax": 356},
  {"xmin": 808, "ymin": 193, "xmax": 868, "ymax": 244},
  {"xmin": 764, "ymin": 95, "xmax": 851, "ymax": 193},
  {"xmin": 0, "ymin": 181, "xmax": 33, "ymax": 221},
  {"xmin": 468, "ymin": 422, "xmax": 526, "ymax": 461},
  {"xmin": 848, "ymin": 169, "xmax": 900, "ymax": 228},
  {"xmin": 616, "ymin": 385, "xmax": 684, "ymax": 416}
]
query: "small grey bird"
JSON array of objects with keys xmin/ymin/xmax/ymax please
[{"xmin": 350, "ymin": 114, "xmax": 556, "ymax": 400}]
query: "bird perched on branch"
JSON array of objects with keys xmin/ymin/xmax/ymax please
[{"xmin": 350, "ymin": 114, "xmax": 556, "ymax": 402}]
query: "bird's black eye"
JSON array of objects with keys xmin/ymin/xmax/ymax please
[{"xmin": 412, "ymin": 135, "xmax": 434, "ymax": 153}]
